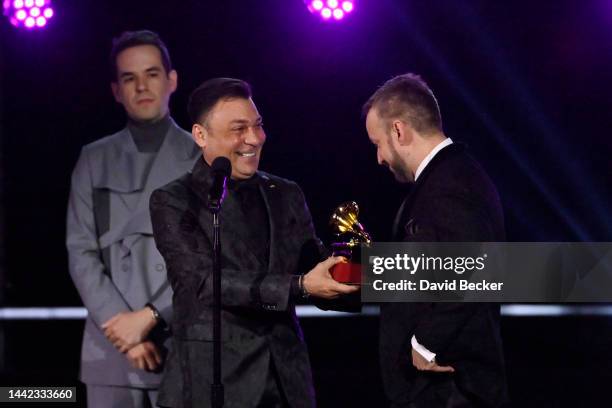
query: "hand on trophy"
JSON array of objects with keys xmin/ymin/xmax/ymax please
[{"xmin": 302, "ymin": 256, "xmax": 359, "ymax": 299}]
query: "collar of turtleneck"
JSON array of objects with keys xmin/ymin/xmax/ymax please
[{"xmin": 127, "ymin": 114, "xmax": 172, "ymax": 153}]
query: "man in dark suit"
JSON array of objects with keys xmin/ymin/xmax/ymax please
[
  {"xmin": 150, "ymin": 78, "xmax": 358, "ymax": 408},
  {"xmin": 67, "ymin": 30, "xmax": 200, "ymax": 407},
  {"xmin": 363, "ymin": 73, "xmax": 508, "ymax": 407}
]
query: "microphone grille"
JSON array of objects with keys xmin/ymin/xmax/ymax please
[{"xmin": 211, "ymin": 156, "xmax": 232, "ymax": 177}]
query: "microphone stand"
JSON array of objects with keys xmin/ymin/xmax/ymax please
[{"xmin": 208, "ymin": 199, "xmax": 224, "ymax": 408}]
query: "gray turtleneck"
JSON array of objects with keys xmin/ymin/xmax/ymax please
[{"xmin": 127, "ymin": 114, "xmax": 171, "ymax": 153}]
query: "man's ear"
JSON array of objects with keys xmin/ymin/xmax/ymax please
[
  {"xmin": 192, "ymin": 123, "xmax": 207, "ymax": 148},
  {"xmin": 110, "ymin": 82, "xmax": 121, "ymax": 103},
  {"xmin": 393, "ymin": 120, "xmax": 414, "ymax": 147},
  {"xmin": 168, "ymin": 70, "xmax": 178, "ymax": 93}
]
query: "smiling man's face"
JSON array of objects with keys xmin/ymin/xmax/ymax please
[{"xmin": 197, "ymin": 97, "xmax": 266, "ymax": 180}]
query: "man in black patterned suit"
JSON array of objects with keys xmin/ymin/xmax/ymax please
[
  {"xmin": 363, "ymin": 73, "xmax": 508, "ymax": 407},
  {"xmin": 150, "ymin": 78, "xmax": 357, "ymax": 408}
]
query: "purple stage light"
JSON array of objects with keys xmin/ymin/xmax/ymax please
[
  {"xmin": 306, "ymin": 0, "xmax": 354, "ymax": 22},
  {"xmin": 3, "ymin": 0, "xmax": 53, "ymax": 29}
]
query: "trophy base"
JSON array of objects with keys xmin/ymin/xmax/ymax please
[{"xmin": 331, "ymin": 262, "xmax": 361, "ymax": 285}]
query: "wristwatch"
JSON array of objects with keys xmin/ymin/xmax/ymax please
[
  {"xmin": 145, "ymin": 303, "xmax": 162, "ymax": 322},
  {"xmin": 298, "ymin": 275, "xmax": 310, "ymax": 299}
]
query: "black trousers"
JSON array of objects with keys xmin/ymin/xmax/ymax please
[{"xmin": 394, "ymin": 376, "xmax": 473, "ymax": 408}]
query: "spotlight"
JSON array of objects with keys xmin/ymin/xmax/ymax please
[
  {"xmin": 3, "ymin": 0, "xmax": 53, "ymax": 29},
  {"xmin": 306, "ymin": 0, "xmax": 354, "ymax": 22}
]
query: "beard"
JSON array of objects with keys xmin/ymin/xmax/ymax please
[{"xmin": 387, "ymin": 144, "xmax": 413, "ymax": 183}]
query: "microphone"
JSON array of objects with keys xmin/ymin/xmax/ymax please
[{"xmin": 208, "ymin": 156, "xmax": 232, "ymax": 211}]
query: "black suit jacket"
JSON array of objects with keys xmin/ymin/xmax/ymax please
[
  {"xmin": 380, "ymin": 143, "xmax": 508, "ymax": 407},
  {"xmin": 150, "ymin": 158, "xmax": 321, "ymax": 408}
]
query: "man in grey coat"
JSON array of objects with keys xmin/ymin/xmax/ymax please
[{"xmin": 66, "ymin": 30, "xmax": 200, "ymax": 407}]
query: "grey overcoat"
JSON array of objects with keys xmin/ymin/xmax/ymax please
[{"xmin": 66, "ymin": 120, "xmax": 200, "ymax": 387}]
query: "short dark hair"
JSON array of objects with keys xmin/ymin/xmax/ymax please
[
  {"xmin": 362, "ymin": 73, "xmax": 443, "ymax": 134},
  {"xmin": 188, "ymin": 78, "xmax": 253, "ymax": 124},
  {"xmin": 110, "ymin": 30, "xmax": 172, "ymax": 81}
]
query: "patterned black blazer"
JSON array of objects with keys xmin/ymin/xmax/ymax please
[{"xmin": 150, "ymin": 157, "xmax": 322, "ymax": 408}]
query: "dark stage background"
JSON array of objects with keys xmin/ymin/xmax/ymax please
[{"xmin": 0, "ymin": 0, "xmax": 611, "ymax": 407}]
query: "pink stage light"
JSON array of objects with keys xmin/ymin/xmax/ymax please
[
  {"xmin": 4, "ymin": 0, "xmax": 53, "ymax": 29},
  {"xmin": 306, "ymin": 0, "xmax": 354, "ymax": 22}
]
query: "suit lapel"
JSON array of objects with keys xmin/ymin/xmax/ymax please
[
  {"xmin": 99, "ymin": 122, "xmax": 197, "ymax": 248},
  {"xmin": 93, "ymin": 128, "xmax": 148, "ymax": 192},
  {"xmin": 258, "ymin": 174, "xmax": 280, "ymax": 274},
  {"xmin": 392, "ymin": 191, "xmax": 411, "ymax": 240},
  {"xmin": 145, "ymin": 120, "xmax": 198, "ymax": 190},
  {"xmin": 392, "ymin": 143, "xmax": 462, "ymax": 240}
]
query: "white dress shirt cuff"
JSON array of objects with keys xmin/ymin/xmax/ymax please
[{"xmin": 411, "ymin": 335, "xmax": 436, "ymax": 363}]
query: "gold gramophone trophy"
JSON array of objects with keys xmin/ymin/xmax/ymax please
[{"xmin": 329, "ymin": 201, "xmax": 372, "ymax": 285}]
